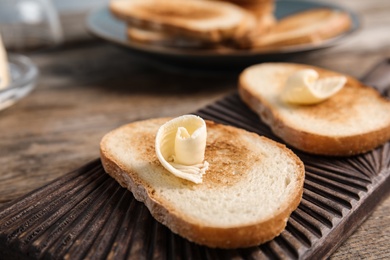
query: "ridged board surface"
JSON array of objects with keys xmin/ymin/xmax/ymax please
[{"xmin": 1, "ymin": 61, "xmax": 390, "ymax": 259}]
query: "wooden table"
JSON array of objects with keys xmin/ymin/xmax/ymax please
[{"xmin": 0, "ymin": 0, "xmax": 389, "ymax": 258}]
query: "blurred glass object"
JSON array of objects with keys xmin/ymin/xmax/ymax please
[
  {"xmin": 0, "ymin": 0, "xmax": 63, "ymax": 50},
  {"xmin": 0, "ymin": 54, "xmax": 38, "ymax": 110}
]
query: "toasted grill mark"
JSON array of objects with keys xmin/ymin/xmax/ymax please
[
  {"xmin": 131, "ymin": 121, "xmax": 260, "ymax": 186},
  {"xmin": 272, "ymin": 66, "xmax": 364, "ymax": 123},
  {"xmin": 289, "ymin": 82, "xmax": 368, "ymax": 123},
  {"xmin": 135, "ymin": 130, "xmax": 159, "ymax": 165},
  {"xmin": 203, "ymin": 124, "xmax": 261, "ymax": 186}
]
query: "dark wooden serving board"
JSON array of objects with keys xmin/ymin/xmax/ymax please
[{"xmin": 1, "ymin": 59, "xmax": 390, "ymax": 259}]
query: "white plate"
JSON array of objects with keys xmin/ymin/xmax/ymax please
[{"xmin": 86, "ymin": 0, "xmax": 359, "ymax": 69}]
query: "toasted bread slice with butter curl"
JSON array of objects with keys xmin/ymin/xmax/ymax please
[
  {"xmin": 239, "ymin": 63, "xmax": 390, "ymax": 156},
  {"xmin": 100, "ymin": 117, "xmax": 304, "ymax": 248},
  {"xmin": 110, "ymin": 0, "xmax": 256, "ymax": 43}
]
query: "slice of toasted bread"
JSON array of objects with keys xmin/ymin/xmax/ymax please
[
  {"xmin": 100, "ymin": 117, "xmax": 304, "ymax": 248},
  {"xmin": 126, "ymin": 26, "xmax": 237, "ymax": 53},
  {"xmin": 126, "ymin": 26, "xmax": 207, "ymax": 48},
  {"xmin": 110, "ymin": 0, "xmax": 255, "ymax": 43},
  {"xmin": 239, "ymin": 63, "xmax": 390, "ymax": 156},
  {"xmin": 217, "ymin": 0, "xmax": 276, "ymax": 34},
  {"xmin": 250, "ymin": 8, "xmax": 352, "ymax": 49}
]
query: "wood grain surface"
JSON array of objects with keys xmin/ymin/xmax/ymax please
[{"xmin": 0, "ymin": 0, "xmax": 389, "ymax": 258}]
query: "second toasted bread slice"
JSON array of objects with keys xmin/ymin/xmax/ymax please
[{"xmin": 239, "ymin": 63, "xmax": 390, "ymax": 156}]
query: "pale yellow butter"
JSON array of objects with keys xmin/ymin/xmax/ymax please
[
  {"xmin": 281, "ymin": 69, "xmax": 346, "ymax": 105},
  {"xmin": 155, "ymin": 115, "xmax": 209, "ymax": 184}
]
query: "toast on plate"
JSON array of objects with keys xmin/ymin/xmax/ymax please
[
  {"xmin": 239, "ymin": 63, "xmax": 390, "ymax": 156},
  {"xmin": 100, "ymin": 117, "xmax": 305, "ymax": 248},
  {"xmin": 126, "ymin": 26, "xmax": 237, "ymax": 53},
  {"xmin": 126, "ymin": 27, "xmax": 207, "ymax": 48},
  {"xmin": 110, "ymin": 1, "xmax": 351, "ymax": 51},
  {"xmin": 110, "ymin": 0, "xmax": 256, "ymax": 43},
  {"xmin": 121, "ymin": 0, "xmax": 275, "ymax": 49},
  {"xmin": 217, "ymin": 0, "xmax": 276, "ymax": 35},
  {"xmin": 250, "ymin": 8, "xmax": 352, "ymax": 49}
]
